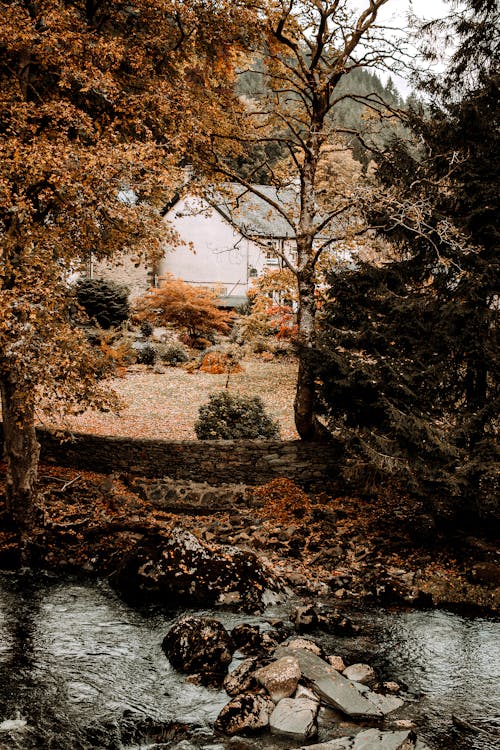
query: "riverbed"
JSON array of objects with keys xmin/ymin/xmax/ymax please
[{"xmin": 0, "ymin": 572, "xmax": 498, "ymax": 749}]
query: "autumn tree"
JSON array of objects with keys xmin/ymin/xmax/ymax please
[
  {"xmin": 201, "ymin": 0, "xmax": 405, "ymax": 440},
  {"xmin": 134, "ymin": 276, "xmax": 232, "ymax": 343},
  {"xmin": 0, "ymin": 0, "xmax": 257, "ymax": 556}
]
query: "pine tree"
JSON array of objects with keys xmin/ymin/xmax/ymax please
[{"xmin": 314, "ymin": 0, "xmax": 499, "ymax": 519}]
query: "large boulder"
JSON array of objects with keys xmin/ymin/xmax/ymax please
[
  {"xmin": 270, "ymin": 697, "xmax": 318, "ymax": 739},
  {"xmin": 162, "ymin": 616, "xmax": 234, "ymax": 684},
  {"xmin": 112, "ymin": 528, "xmax": 277, "ymax": 611},
  {"xmin": 254, "ymin": 656, "xmax": 302, "ymax": 703},
  {"xmin": 214, "ymin": 693, "xmax": 274, "ymax": 735},
  {"xmin": 224, "ymin": 657, "xmax": 260, "ymax": 695}
]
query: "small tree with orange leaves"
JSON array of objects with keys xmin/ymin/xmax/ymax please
[{"xmin": 134, "ymin": 276, "xmax": 233, "ymax": 345}]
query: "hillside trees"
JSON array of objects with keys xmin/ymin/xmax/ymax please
[
  {"xmin": 200, "ymin": 0, "xmax": 406, "ymax": 440},
  {"xmin": 0, "ymin": 0, "xmax": 257, "ymax": 555},
  {"xmin": 314, "ymin": 0, "xmax": 499, "ymax": 515}
]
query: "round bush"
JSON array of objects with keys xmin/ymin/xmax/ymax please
[
  {"xmin": 136, "ymin": 343, "xmax": 156, "ymax": 365},
  {"xmin": 75, "ymin": 278, "xmax": 129, "ymax": 329},
  {"xmin": 195, "ymin": 391, "xmax": 280, "ymax": 440},
  {"xmin": 140, "ymin": 320, "xmax": 153, "ymax": 338},
  {"xmin": 159, "ymin": 343, "xmax": 189, "ymax": 366}
]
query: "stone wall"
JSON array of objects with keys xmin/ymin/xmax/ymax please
[{"xmin": 1, "ymin": 426, "xmax": 340, "ymax": 488}]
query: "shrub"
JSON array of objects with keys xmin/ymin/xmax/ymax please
[
  {"xmin": 159, "ymin": 343, "xmax": 189, "ymax": 366},
  {"xmin": 134, "ymin": 275, "xmax": 232, "ymax": 340},
  {"xmin": 140, "ymin": 320, "xmax": 153, "ymax": 338},
  {"xmin": 136, "ymin": 343, "xmax": 156, "ymax": 365},
  {"xmin": 75, "ymin": 278, "xmax": 130, "ymax": 329},
  {"xmin": 195, "ymin": 391, "xmax": 280, "ymax": 440}
]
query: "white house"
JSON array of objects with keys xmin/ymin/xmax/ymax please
[
  {"xmin": 156, "ymin": 184, "xmax": 297, "ymax": 307},
  {"xmin": 89, "ymin": 183, "xmax": 298, "ymax": 305}
]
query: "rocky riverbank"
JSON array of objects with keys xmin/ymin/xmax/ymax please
[
  {"xmin": 0, "ymin": 465, "xmax": 498, "ymax": 614},
  {"xmin": 159, "ymin": 613, "xmax": 432, "ymax": 749}
]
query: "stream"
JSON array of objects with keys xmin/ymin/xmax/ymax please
[{"xmin": 0, "ymin": 572, "xmax": 498, "ymax": 750}]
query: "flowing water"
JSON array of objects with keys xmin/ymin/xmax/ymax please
[{"xmin": 0, "ymin": 572, "xmax": 498, "ymax": 750}]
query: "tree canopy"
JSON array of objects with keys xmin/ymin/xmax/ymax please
[
  {"xmin": 0, "ymin": 0, "xmax": 258, "ymax": 551},
  {"xmin": 314, "ymin": 0, "xmax": 499, "ymax": 518}
]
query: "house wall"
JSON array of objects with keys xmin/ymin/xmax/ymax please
[
  {"xmin": 90, "ymin": 253, "xmax": 152, "ymax": 300},
  {"xmin": 159, "ymin": 196, "xmax": 265, "ymax": 299}
]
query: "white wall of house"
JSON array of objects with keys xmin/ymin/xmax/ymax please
[
  {"xmin": 159, "ymin": 196, "xmax": 266, "ymax": 300},
  {"xmin": 89, "ymin": 254, "xmax": 150, "ymax": 300}
]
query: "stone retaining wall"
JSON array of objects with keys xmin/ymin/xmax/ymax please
[{"xmin": 1, "ymin": 426, "xmax": 340, "ymax": 488}]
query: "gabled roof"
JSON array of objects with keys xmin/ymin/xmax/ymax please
[{"xmin": 208, "ymin": 183, "xmax": 297, "ymax": 240}]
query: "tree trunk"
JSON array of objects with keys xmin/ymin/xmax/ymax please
[
  {"xmin": 293, "ymin": 269, "xmax": 330, "ymax": 442},
  {"xmin": 0, "ymin": 377, "xmax": 39, "ymax": 563}
]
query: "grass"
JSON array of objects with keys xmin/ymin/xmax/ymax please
[{"xmin": 44, "ymin": 356, "xmax": 299, "ymax": 441}]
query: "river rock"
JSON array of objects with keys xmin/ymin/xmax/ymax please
[
  {"xmin": 292, "ymin": 728, "xmax": 419, "ymax": 749},
  {"xmin": 162, "ymin": 616, "xmax": 234, "ymax": 684},
  {"xmin": 364, "ymin": 692, "xmax": 405, "ymax": 716},
  {"xmin": 224, "ymin": 657, "xmax": 260, "ymax": 695},
  {"xmin": 343, "ymin": 664, "xmax": 377, "ymax": 685},
  {"xmin": 254, "ymin": 655, "xmax": 302, "ymax": 702},
  {"xmin": 214, "ymin": 693, "xmax": 274, "ymax": 735},
  {"xmin": 290, "ymin": 605, "xmax": 319, "ymax": 631},
  {"xmin": 270, "ymin": 697, "xmax": 319, "ymax": 739},
  {"xmin": 327, "ymin": 655, "xmax": 346, "ymax": 671},
  {"xmin": 113, "ymin": 528, "xmax": 276, "ymax": 611},
  {"xmin": 274, "ymin": 646, "xmax": 382, "ymax": 719},
  {"xmin": 230, "ymin": 623, "xmax": 264, "ymax": 654},
  {"xmin": 285, "ymin": 637, "xmax": 325, "ymax": 657}
]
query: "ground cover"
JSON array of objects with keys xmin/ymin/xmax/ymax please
[{"xmin": 0, "ymin": 467, "xmax": 497, "ymax": 614}]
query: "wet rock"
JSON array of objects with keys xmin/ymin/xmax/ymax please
[
  {"xmin": 224, "ymin": 658, "xmax": 260, "ymax": 695},
  {"xmin": 275, "ymin": 646, "xmax": 382, "ymax": 720},
  {"xmin": 269, "ymin": 697, "xmax": 319, "ymax": 739},
  {"xmin": 162, "ymin": 616, "xmax": 234, "ymax": 684},
  {"xmin": 318, "ymin": 610, "xmax": 359, "ymax": 635},
  {"xmin": 365, "ymin": 692, "xmax": 405, "ymax": 716},
  {"xmin": 214, "ymin": 693, "xmax": 274, "ymax": 735},
  {"xmin": 113, "ymin": 528, "xmax": 276, "ymax": 611},
  {"xmin": 284, "ymin": 637, "xmax": 325, "ymax": 658},
  {"xmin": 342, "ymin": 664, "xmax": 377, "ymax": 685},
  {"xmin": 292, "ymin": 728, "xmax": 420, "ymax": 748},
  {"xmin": 383, "ymin": 681, "xmax": 401, "ymax": 694},
  {"xmin": 290, "ymin": 604, "xmax": 318, "ymax": 631},
  {"xmin": 254, "ymin": 655, "xmax": 301, "ymax": 702},
  {"xmin": 231, "ymin": 624, "xmax": 264, "ymax": 654}
]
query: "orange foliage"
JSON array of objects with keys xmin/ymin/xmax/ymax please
[
  {"xmin": 253, "ymin": 478, "xmax": 312, "ymax": 524},
  {"xmin": 199, "ymin": 351, "xmax": 244, "ymax": 374},
  {"xmin": 135, "ymin": 276, "xmax": 233, "ymax": 339}
]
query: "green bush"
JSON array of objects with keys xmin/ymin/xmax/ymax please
[
  {"xmin": 136, "ymin": 343, "xmax": 156, "ymax": 365},
  {"xmin": 140, "ymin": 320, "xmax": 153, "ymax": 338},
  {"xmin": 159, "ymin": 343, "xmax": 189, "ymax": 366},
  {"xmin": 195, "ymin": 391, "xmax": 280, "ymax": 440},
  {"xmin": 75, "ymin": 278, "xmax": 129, "ymax": 329}
]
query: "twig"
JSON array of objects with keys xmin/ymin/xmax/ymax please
[{"xmin": 55, "ymin": 475, "xmax": 82, "ymax": 493}]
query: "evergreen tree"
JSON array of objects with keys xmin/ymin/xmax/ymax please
[{"xmin": 314, "ymin": 0, "xmax": 499, "ymax": 519}]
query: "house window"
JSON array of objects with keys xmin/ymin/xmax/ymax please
[{"xmin": 265, "ymin": 242, "xmax": 280, "ymax": 265}]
